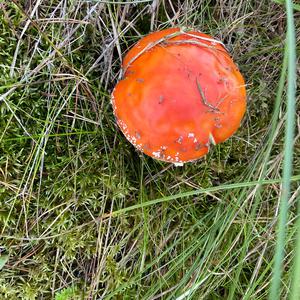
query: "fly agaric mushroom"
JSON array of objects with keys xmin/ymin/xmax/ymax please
[{"xmin": 112, "ymin": 27, "xmax": 246, "ymax": 165}]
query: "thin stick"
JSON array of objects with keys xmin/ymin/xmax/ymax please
[{"xmin": 196, "ymin": 78, "xmax": 220, "ymax": 112}]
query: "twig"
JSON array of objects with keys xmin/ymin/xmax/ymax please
[{"xmin": 196, "ymin": 78, "xmax": 220, "ymax": 112}]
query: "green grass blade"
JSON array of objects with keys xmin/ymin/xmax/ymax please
[
  {"xmin": 269, "ymin": 0, "xmax": 297, "ymax": 298},
  {"xmin": 109, "ymin": 175, "xmax": 300, "ymax": 217},
  {"xmin": 272, "ymin": 0, "xmax": 300, "ymax": 11},
  {"xmin": 0, "ymin": 255, "xmax": 9, "ymax": 270},
  {"xmin": 290, "ymin": 195, "xmax": 300, "ymax": 300}
]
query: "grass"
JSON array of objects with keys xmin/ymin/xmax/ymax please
[
  {"xmin": 269, "ymin": 0, "xmax": 297, "ymax": 299},
  {"xmin": 0, "ymin": 0, "xmax": 299, "ymax": 299}
]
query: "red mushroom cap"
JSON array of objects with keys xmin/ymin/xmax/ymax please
[{"xmin": 112, "ymin": 28, "xmax": 246, "ymax": 164}]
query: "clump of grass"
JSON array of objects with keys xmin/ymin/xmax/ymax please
[{"xmin": 0, "ymin": 0, "xmax": 299, "ymax": 299}]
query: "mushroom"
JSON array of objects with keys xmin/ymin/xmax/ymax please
[{"xmin": 111, "ymin": 27, "xmax": 246, "ymax": 164}]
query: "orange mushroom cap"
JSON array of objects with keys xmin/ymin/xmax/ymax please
[{"xmin": 112, "ymin": 27, "xmax": 246, "ymax": 164}]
